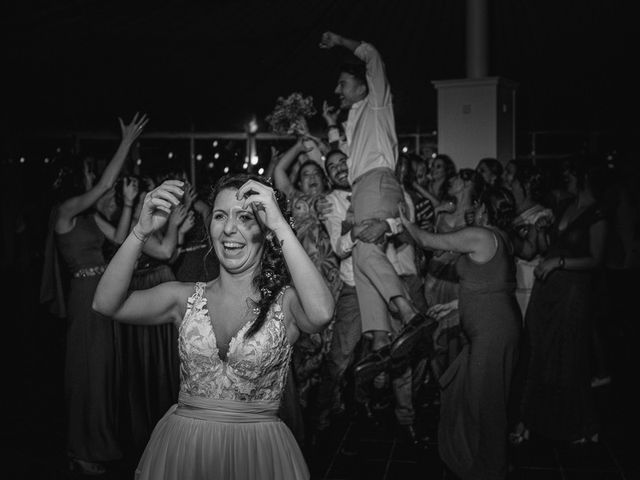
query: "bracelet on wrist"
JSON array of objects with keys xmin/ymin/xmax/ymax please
[
  {"xmin": 124, "ymin": 202, "xmax": 134, "ymax": 208},
  {"xmin": 327, "ymin": 125, "xmax": 339, "ymax": 130},
  {"xmin": 558, "ymin": 256, "xmax": 565, "ymax": 269},
  {"xmin": 131, "ymin": 226, "xmax": 149, "ymax": 243}
]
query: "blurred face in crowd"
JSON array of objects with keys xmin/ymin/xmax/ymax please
[
  {"xmin": 413, "ymin": 161, "xmax": 429, "ymax": 188},
  {"xmin": 325, "ymin": 152, "xmax": 349, "ymax": 189},
  {"xmin": 477, "ymin": 160, "xmax": 497, "ymax": 186},
  {"xmin": 210, "ymin": 188, "xmax": 264, "ymax": 275},
  {"xmin": 503, "ymin": 161, "xmax": 517, "ymax": 189},
  {"xmin": 335, "ymin": 72, "xmax": 367, "ymax": 109},
  {"xmin": 503, "ymin": 161, "xmax": 524, "ymax": 203},
  {"xmin": 430, "ymin": 158, "xmax": 447, "ymax": 182},
  {"xmin": 299, "ymin": 162, "xmax": 326, "ymax": 196}
]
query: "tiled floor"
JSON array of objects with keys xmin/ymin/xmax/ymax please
[
  {"xmin": 299, "ymin": 379, "xmax": 635, "ymax": 480},
  {"xmin": 3, "ymin": 285, "xmax": 636, "ymax": 479}
]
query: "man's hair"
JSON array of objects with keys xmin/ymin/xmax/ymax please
[
  {"xmin": 339, "ymin": 62, "xmax": 367, "ymax": 87},
  {"xmin": 325, "ymin": 149, "xmax": 347, "ymax": 164}
]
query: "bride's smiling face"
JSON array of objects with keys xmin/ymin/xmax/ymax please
[{"xmin": 210, "ymin": 188, "xmax": 264, "ymax": 274}]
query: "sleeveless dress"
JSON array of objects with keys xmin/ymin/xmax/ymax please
[
  {"xmin": 438, "ymin": 229, "xmax": 521, "ymax": 480},
  {"xmin": 115, "ymin": 251, "xmax": 181, "ymax": 460},
  {"xmin": 288, "ymin": 190, "xmax": 341, "ymax": 411},
  {"xmin": 520, "ymin": 203, "xmax": 604, "ymax": 441},
  {"xmin": 56, "ymin": 213, "xmax": 121, "ymax": 462},
  {"xmin": 135, "ymin": 283, "xmax": 309, "ymax": 480}
]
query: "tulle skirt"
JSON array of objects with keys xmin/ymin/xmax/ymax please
[{"xmin": 135, "ymin": 394, "xmax": 309, "ymax": 480}]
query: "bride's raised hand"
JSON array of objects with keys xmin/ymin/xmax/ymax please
[
  {"xmin": 136, "ymin": 180, "xmax": 184, "ymax": 238},
  {"xmin": 236, "ymin": 180, "xmax": 288, "ymax": 234}
]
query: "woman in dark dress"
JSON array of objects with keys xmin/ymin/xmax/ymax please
[
  {"xmin": 515, "ymin": 156, "xmax": 608, "ymax": 444},
  {"xmin": 400, "ymin": 186, "xmax": 521, "ymax": 480},
  {"xmin": 115, "ymin": 183, "xmax": 193, "ymax": 460},
  {"xmin": 50, "ymin": 114, "xmax": 148, "ymax": 475}
]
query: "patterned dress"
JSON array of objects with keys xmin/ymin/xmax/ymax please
[
  {"xmin": 135, "ymin": 283, "xmax": 308, "ymax": 480},
  {"xmin": 287, "ymin": 190, "xmax": 342, "ymax": 407}
]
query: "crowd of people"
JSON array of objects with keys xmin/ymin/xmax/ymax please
[{"xmin": 18, "ymin": 30, "xmax": 637, "ymax": 480}]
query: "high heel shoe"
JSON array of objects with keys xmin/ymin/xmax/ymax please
[
  {"xmin": 508, "ymin": 423, "xmax": 530, "ymax": 446},
  {"xmin": 571, "ymin": 433, "xmax": 599, "ymax": 445},
  {"xmin": 69, "ymin": 458, "xmax": 106, "ymax": 475}
]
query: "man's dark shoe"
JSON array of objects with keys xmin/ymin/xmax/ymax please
[
  {"xmin": 389, "ymin": 314, "xmax": 436, "ymax": 360},
  {"xmin": 353, "ymin": 344, "xmax": 391, "ymax": 383}
]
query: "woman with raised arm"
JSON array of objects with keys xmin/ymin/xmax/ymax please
[
  {"xmin": 273, "ymin": 136, "xmax": 342, "ymax": 421},
  {"xmin": 93, "ymin": 173, "xmax": 334, "ymax": 480},
  {"xmin": 399, "ymin": 186, "xmax": 521, "ymax": 480},
  {"xmin": 49, "ymin": 113, "xmax": 148, "ymax": 475},
  {"xmin": 114, "ymin": 176, "xmax": 193, "ymax": 461}
]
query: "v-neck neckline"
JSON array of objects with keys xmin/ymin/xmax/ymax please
[
  {"xmin": 557, "ymin": 202, "xmax": 592, "ymax": 233},
  {"xmin": 200, "ymin": 292, "xmax": 255, "ymax": 364}
]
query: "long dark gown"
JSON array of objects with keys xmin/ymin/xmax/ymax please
[
  {"xmin": 56, "ymin": 213, "xmax": 121, "ymax": 462},
  {"xmin": 438, "ymin": 229, "xmax": 521, "ymax": 480},
  {"xmin": 115, "ymin": 251, "xmax": 181, "ymax": 460},
  {"xmin": 520, "ymin": 203, "xmax": 605, "ymax": 441}
]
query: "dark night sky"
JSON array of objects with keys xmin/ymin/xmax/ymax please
[{"xmin": 4, "ymin": 0, "xmax": 637, "ymax": 142}]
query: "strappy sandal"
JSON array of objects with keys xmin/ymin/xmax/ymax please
[{"xmin": 69, "ymin": 458, "xmax": 106, "ymax": 475}]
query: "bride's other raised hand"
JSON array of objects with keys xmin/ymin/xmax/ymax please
[
  {"xmin": 136, "ymin": 180, "xmax": 184, "ymax": 238},
  {"xmin": 236, "ymin": 180, "xmax": 288, "ymax": 234}
]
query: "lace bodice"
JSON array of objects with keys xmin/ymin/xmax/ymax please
[{"xmin": 178, "ymin": 283, "xmax": 292, "ymax": 402}]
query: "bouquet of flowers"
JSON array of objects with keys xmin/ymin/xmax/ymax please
[{"xmin": 266, "ymin": 92, "xmax": 317, "ymax": 136}]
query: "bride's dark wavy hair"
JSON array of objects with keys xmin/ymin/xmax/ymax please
[{"xmin": 207, "ymin": 173, "xmax": 293, "ymax": 338}]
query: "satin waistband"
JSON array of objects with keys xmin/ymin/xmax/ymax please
[{"xmin": 175, "ymin": 393, "xmax": 280, "ymax": 423}]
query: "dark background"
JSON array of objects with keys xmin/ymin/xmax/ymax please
[{"xmin": 5, "ymin": 0, "xmax": 637, "ymax": 140}]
